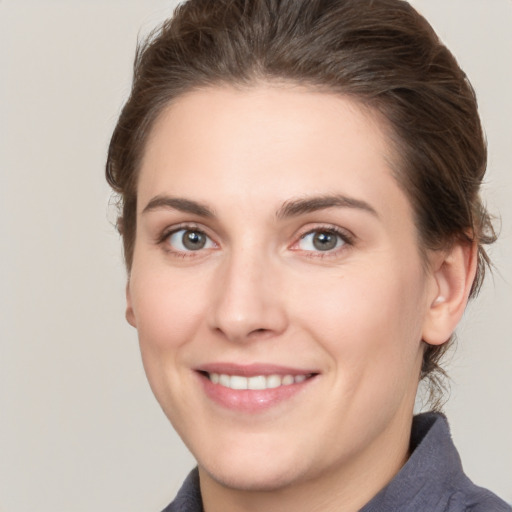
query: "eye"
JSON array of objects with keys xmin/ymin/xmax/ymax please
[
  {"xmin": 167, "ymin": 228, "xmax": 215, "ymax": 252},
  {"xmin": 298, "ymin": 229, "xmax": 346, "ymax": 252}
]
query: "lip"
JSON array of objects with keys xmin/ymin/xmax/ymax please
[
  {"xmin": 195, "ymin": 363, "xmax": 319, "ymax": 413},
  {"xmin": 197, "ymin": 362, "xmax": 318, "ymax": 377}
]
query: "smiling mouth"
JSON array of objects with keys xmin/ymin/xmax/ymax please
[
  {"xmin": 203, "ymin": 372, "xmax": 315, "ymax": 390},
  {"xmin": 197, "ymin": 366, "xmax": 319, "ymax": 412}
]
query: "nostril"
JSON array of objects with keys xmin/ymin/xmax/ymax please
[
  {"xmin": 244, "ymin": 327, "xmax": 277, "ymax": 341},
  {"xmin": 249, "ymin": 328, "xmax": 271, "ymax": 336}
]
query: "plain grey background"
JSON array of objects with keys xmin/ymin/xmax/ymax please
[{"xmin": 1, "ymin": 1, "xmax": 510, "ymax": 511}]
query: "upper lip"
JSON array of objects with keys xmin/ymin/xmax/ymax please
[{"xmin": 196, "ymin": 362, "xmax": 319, "ymax": 377}]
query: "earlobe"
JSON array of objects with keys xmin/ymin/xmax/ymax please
[
  {"xmin": 125, "ymin": 281, "xmax": 137, "ymax": 328},
  {"xmin": 422, "ymin": 241, "xmax": 478, "ymax": 346}
]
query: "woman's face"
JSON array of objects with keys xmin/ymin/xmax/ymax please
[{"xmin": 127, "ymin": 85, "xmax": 438, "ymax": 493}]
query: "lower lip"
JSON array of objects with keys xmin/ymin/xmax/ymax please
[{"xmin": 198, "ymin": 373, "xmax": 316, "ymax": 413}]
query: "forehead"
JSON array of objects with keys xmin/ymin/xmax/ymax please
[{"xmin": 138, "ymin": 84, "xmax": 411, "ymax": 227}]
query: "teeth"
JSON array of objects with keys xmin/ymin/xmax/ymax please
[
  {"xmin": 282, "ymin": 375, "xmax": 294, "ymax": 386},
  {"xmin": 266, "ymin": 375, "xmax": 281, "ymax": 389},
  {"xmin": 230, "ymin": 375, "xmax": 248, "ymax": 390},
  {"xmin": 208, "ymin": 373, "xmax": 310, "ymax": 390},
  {"xmin": 219, "ymin": 374, "xmax": 230, "ymax": 387},
  {"xmin": 247, "ymin": 375, "xmax": 266, "ymax": 390}
]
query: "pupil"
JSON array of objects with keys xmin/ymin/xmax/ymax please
[
  {"xmin": 183, "ymin": 231, "xmax": 206, "ymax": 250},
  {"xmin": 313, "ymin": 232, "xmax": 337, "ymax": 251}
]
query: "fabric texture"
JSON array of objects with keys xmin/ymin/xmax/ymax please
[{"xmin": 161, "ymin": 412, "xmax": 510, "ymax": 512}]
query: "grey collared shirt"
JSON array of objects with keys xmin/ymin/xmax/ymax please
[{"xmin": 162, "ymin": 413, "xmax": 510, "ymax": 511}]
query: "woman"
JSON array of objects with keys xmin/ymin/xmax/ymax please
[{"xmin": 106, "ymin": 0, "xmax": 510, "ymax": 510}]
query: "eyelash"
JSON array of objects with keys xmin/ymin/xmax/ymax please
[
  {"xmin": 157, "ymin": 223, "xmax": 354, "ymax": 259},
  {"xmin": 293, "ymin": 225, "xmax": 354, "ymax": 259},
  {"xmin": 158, "ymin": 223, "xmax": 217, "ymax": 258}
]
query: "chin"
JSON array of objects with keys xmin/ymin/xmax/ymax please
[
  {"xmin": 197, "ymin": 445, "xmax": 311, "ymax": 493},
  {"xmin": 201, "ymin": 463, "xmax": 303, "ymax": 492}
]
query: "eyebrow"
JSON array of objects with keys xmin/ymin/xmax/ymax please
[
  {"xmin": 276, "ymin": 194, "xmax": 379, "ymax": 219},
  {"xmin": 142, "ymin": 195, "xmax": 215, "ymax": 217},
  {"xmin": 141, "ymin": 193, "xmax": 378, "ymax": 220}
]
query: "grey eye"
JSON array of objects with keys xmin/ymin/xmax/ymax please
[
  {"xmin": 168, "ymin": 229, "xmax": 214, "ymax": 251},
  {"xmin": 299, "ymin": 230, "xmax": 344, "ymax": 252}
]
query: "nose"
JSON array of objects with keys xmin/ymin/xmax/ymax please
[{"xmin": 208, "ymin": 248, "xmax": 289, "ymax": 343}]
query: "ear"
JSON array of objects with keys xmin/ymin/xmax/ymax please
[
  {"xmin": 125, "ymin": 281, "xmax": 137, "ymax": 328},
  {"xmin": 422, "ymin": 241, "xmax": 478, "ymax": 346}
]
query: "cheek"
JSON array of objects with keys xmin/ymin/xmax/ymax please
[
  {"xmin": 128, "ymin": 268, "xmax": 211, "ymax": 423},
  {"xmin": 129, "ymin": 268, "xmax": 209, "ymax": 354},
  {"xmin": 292, "ymin": 260, "xmax": 427, "ymax": 375}
]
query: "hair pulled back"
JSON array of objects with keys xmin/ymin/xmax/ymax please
[{"xmin": 106, "ymin": 0, "xmax": 496, "ymax": 408}]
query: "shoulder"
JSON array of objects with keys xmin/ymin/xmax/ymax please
[
  {"xmin": 447, "ymin": 482, "xmax": 511, "ymax": 512},
  {"xmin": 418, "ymin": 413, "xmax": 511, "ymax": 512},
  {"xmin": 361, "ymin": 413, "xmax": 510, "ymax": 512}
]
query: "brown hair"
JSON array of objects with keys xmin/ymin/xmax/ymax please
[{"xmin": 106, "ymin": 0, "xmax": 496, "ymax": 408}]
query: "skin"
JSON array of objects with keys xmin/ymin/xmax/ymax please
[{"xmin": 126, "ymin": 85, "xmax": 476, "ymax": 512}]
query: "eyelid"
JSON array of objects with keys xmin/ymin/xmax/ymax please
[
  {"xmin": 156, "ymin": 222, "xmax": 354, "ymax": 258},
  {"xmin": 158, "ymin": 223, "xmax": 219, "ymax": 255},
  {"xmin": 158, "ymin": 221, "xmax": 208, "ymax": 240},
  {"xmin": 290, "ymin": 224, "xmax": 355, "ymax": 255}
]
